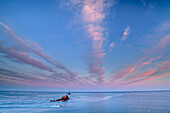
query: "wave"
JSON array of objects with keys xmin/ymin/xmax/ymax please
[
  {"xmin": 91, "ymin": 94, "xmax": 123, "ymax": 102},
  {"xmin": 70, "ymin": 94, "xmax": 123, "ymax": 103}
]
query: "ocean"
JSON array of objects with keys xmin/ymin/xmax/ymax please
[{"xmin": 0, "ymin": 91, "xmax": 170, "ymax": 113}]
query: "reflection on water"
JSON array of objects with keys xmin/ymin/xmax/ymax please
[{"xmin": 0, "ymin": 91, "xmax": 170, "ymax": 113}]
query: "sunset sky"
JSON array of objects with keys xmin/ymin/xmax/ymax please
[{"xmin": 0, "ymin": 0, "xmax": 169, "ymax": 91}]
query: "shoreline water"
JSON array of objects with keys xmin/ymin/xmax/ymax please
[{"xmin": 0, "ymin": 91, "xmax": 170, "ymax": 113}]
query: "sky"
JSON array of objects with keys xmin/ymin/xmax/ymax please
[{"xmin": 0, "ymin": 0, "xmax": 170, "ymax": 91}]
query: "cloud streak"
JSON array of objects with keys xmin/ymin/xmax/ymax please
[
  {"xmin": 0, "ymin": 22, "xmax": 69, "ymax": 72},
  {"xmin": 108, "ymin": 21, "xmax": 170, "ymax": 86},
  {"xmin": 0, "ymin": 22, "xmax": 85, "ymax": 87},
  {"xmin": 0, "ymin": 45, "xmax": 55, "ymax": 73},
  {"xmin": 0, "ymin": 68, "xmax": 71, "ymax": 87},
  {"xmin": 121, "ymin": 26, "xmax": 131, "ymax": 41},
  {"xmin": 70, "ymin": 0, "xmax": 113, "ymax": 85},
  {"xmin": 124, "ymin": 63, "xmax": 170, "ymax": 86}
]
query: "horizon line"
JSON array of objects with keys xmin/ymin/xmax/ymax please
[{"xmin": 0, "ymin": 89, "xmax": 170, "ymax": 92}]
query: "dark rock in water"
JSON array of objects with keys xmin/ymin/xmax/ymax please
[
  {"xmin": 50, "ymin": 100, "xmax": 54, "ymax": 102},
  {"xmin": 61, "ymin": 95, "xmax": 69, "ymax": 101},
  {"xmin": 67, "ymin": 91, "xmax": 71, "ymax": 95},
  {"xmin": 50, "ymin": 95, "xmax": 69, "ymax": 102},
  {"xmin": 50, "ymin": 99, "xmax": 60, "ymax": 102},
  {"xmin": 56, "ymin": 99, "xmax": 61, "ymax": 101}
]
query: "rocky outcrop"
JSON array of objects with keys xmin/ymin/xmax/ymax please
[
  {"xmin": 61, "ymin": 95, "xmax": 69, "ymax": 101},
  {"xmin": 50, "ymin": 95, "xmax": 69, "ymax": 102}
]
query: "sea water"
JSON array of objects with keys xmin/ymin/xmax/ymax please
[{"xmin": 0, "ymin": 91, "xmax": 170, "ymax": 113}]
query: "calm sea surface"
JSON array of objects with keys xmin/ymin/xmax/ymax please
[{"xmin": 0, "ymin": 91, "xmax": 170, "ymax": 113}]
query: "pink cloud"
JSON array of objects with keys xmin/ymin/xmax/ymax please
[
  {"xmin": 125, "ymin": 71, "xmax": 169, "ymax": 86},
  {"xmin": 68, "ymin": 0, "xmax": 114, "ymax": 85},
  {"xmin": 0, "ymin": 22, "xmax": 84, "ymax": 86},
  {"xmin": 0, "ymin": 45, "xmax": 55, "ymax": 72},
  {"xmin": 109, "ymin": 56, "xmax": 162, "ymax": 85},
  {"xmin": 111, "ymin": 65, "xmax": 137, "ymax": 82},
  {"xmin": 138, "ymin": 56, "xmax": 161, "ymax": 68},
  {"xmin": 70, "ymin": 0, "xmax": 113, "ymax": 84},
  {"xmin": 109, "ymin": 42, "xmax": 115, "ymax": 52},
  {"xmin": 110, "ymin": 42, "xmax": 115, "ymax": 48},
  {"xmin": 82, "ymin": 0, "xmax": 105, "ymax": 24},
  {"xmin": 126, "ymin": 69, "xmax": 157, "ymax": 82},
  {"xmin": 0, "ymin": 22, "xmax": 69, "ymax": 72},
  {"xmin": 109, "ymin": 32, "xmax": 169, "ymax": 86},
  {"xmin": 119, "ymin": 59, "xmax": 170, "ymax": 86}
]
